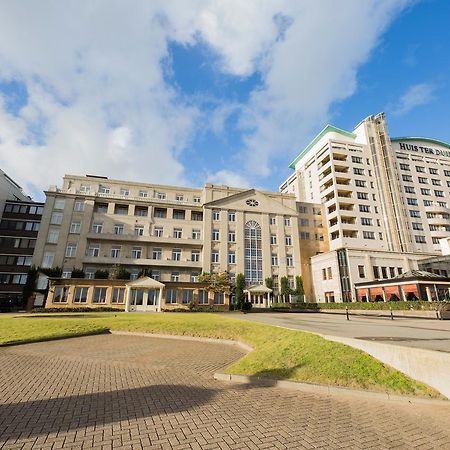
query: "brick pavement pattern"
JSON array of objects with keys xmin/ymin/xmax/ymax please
[{"xmin": 1, "ymin": 334, "xmax": 450, "ymax": 450}]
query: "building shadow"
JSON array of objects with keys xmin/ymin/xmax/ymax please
[{"xmin": 0, "ymin": 384, "xmax": 215, "ymax": 440}]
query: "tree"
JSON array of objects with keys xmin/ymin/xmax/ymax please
[
  {"xmin": 198, "ymin": 272, "xmax": 231, "ymax": 292},
  {"xmin": 235, "ymin": 273, "xmax": 246, "ymax": 310},
  {"xmin": 109, "ymin": 264, "xmax": 131, "ymax": 280},
  {"xmin": 280, "ymin": 276, "xmax": 291, "ymax": 302},
  {"xmin": 294, "ymin": 276, "xmax": 304, "ymax": 301},
  {"xmin": 94, "ymin": 269, "xmax": 109, "ymax": 279},
  {"xmin": 265, "ymin": 277, "xmax": 274, "ymax": 290},
  {"xmin": 137, "ymin": 268, "xmax": 152, "ymax": 278},
  {"xmin": 71, "ymin": 268, "xmax": 85, "ymax": 278}
]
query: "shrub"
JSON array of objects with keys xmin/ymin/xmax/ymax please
[
  {"xmin": 94, "ymin": 270, "xmax": 109, "ymax": 279},
  {"xmin": 242, "ymin": 301, "xmax": 252, "ymax": 311}
]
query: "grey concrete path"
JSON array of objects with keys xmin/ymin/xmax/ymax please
[
  {"xmin": 1, "ymin": 334, "xmax": 450, "ymax": 449},
  {"xmin": 234, "ymin": 312, "xmax": 450, "ymax": 352}
]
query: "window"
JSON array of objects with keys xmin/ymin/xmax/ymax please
[
  {"xmin": 85, "ymin": 270, "xmax": 94, "ymax": 279},
  {"xmin": 351, "ymin": 156, "xmax": 362, "ymax": 164},
  {"xmin": 424, "ymin": 200, "xmax": 433, "ymax": 206},
  {"xmin": 135, "ymin": 207, "xmax": 148, "ymax": 217},
  {"xmin": 146, "ymin": 247, "xmax": 159, "ymax": 262},
  {"xmin": 359, "ymin": 205, "xmax": 370, "ymax": 213},
  {"xmin": 399, "ymin": 163, "xmax": 410, "ymax": 171},
  {"xmin": 87, "ymin": 244, "xmax": 100, "ymax": 257},
  {"xmin": 357, "ymin": 192, "xmax": 368, "ymax": 200},
  {"xmin": 286, "ymin": 255, "xmax": 293, "ymax": 266},
  {"xmin": 228, "ymin": 252, "xmax": 236, "ymax": 264},
  {"xmin": 165, "ymin": 288, "xmax": 178, "ymax": 303},
  {"xmin": 47, "ymin": 229, "xmax": 59, "ymax": 243},
  {"xmin": 114, "ymin": 224, "xmax": 124, "ymax": 235},
  {"xmin": 416, "ymin": 166, "xmax": 425, "ymax": 173},
  {"xmin": 98, "ymin": 185, "xmax": 110, "ymax": 194},
  {"xmin": 112, "ymin": 288, "xmax": 125, "ymax": 304},
  {"xmin": 50, "ymin": 212, "xmax": 63, "ymax": 225},
  {"xmin": 244, "ymin": 221, "xmax": 262, "ymax": 283},
  {"xmin": 322, "ymin": 267, "xmax": 332, "ymax": 280},
  {"xmin": 93, "ymin": 287, "xmax": 107, "ymax": 303},
  {"xmin": 181, "ymin": 289, "xmax": 194, "ymax": 304},
  {"xmin": 172, "ymin": 248, "xmax": 181, "ymax": 261},
  {"xmin": 415, "ymin": 235, "xmax": 426, "ymax": 244},
  {"xmin": 381, "ymin": 267, "xmax": 388, "ymax": 279},
  {"xmin": 432, "ymin": 237, "xmax": 441, "ymax": 244},
  {"xmin": 191, "ymin": 212, "xmax": 203, "ymax": 221},
  {"xmin": 271, "ymin": 254, "xmax": 278, "ymax": 266},
  {"xmin": 198, "ymin": 290, "xmax": 208, "ymax": 304},
  {"xmin": 16, "ymin": 256, "xmax": 32, "ymax": 266},
  {"xmin": 191, "ymin": 250, "xmax": 200, "ymax": 262},
  {"xmin": 404, "ymin": 186, "xmax": 415, "ymax": 193},
  {"xmin": 418, "ymin": 177, "xmax": 428, "ymax": 184},
  {"xmin": 192, "ymin": 229, "xmax": 201, "ymax": 240},
  {"xmin": 114, "ymin": 205, "xmax": 128, "ymax": 215},
  {"xmin": 12, "ymin": 274, "xmax": 27, "ymax": 284},
  {"xmin": 430, "ymin": 168, "xmax": 438, "ymax": 175},
  {"xmin": 269, "ymin": 215, "xmax": 276, "ymax": 225},
  {"xmin": 228, "ymin": 211, "xmax": 236, "ymax": 222},
  {"xmin": 134, "ymin": 225, "xmax": 144, "ymax": 236},
  {"xmin": 410, "ymin": 210, "xmax": 421, "ymax": 218},
  {"xmin": 355, "ymin": 179, "xmax": 366, "ymax": 187},
  {"xmin": 412, "ymin": 223, "xmax": 423, "ymax": 231},
  {"xmin": 228, "ymin": 231, "xmax": 236, "ymax": 242},
  {"xmin": 74, "ymin": 287, "xmax": 88, "ymax": 303},
  {"xmin": 432, "ymin": 179, "xmax": 442, "ymax": 186},
  {"xmin": 285, "ymin": 235, "xmax": 292, "ymax": 246},
  {"xmin": 373, "ymin": 266, "xmax": 380, "ymax": 278},
  {"xmin": 53, "ymin": 286, "xmax": 68, "ymax": 303},
  {"xmin": 154, "ymin": 226, "xmax": 163, "ymax": 237},
  {"xmin": 421, "ymin": 188, "xmax": 431, "ymax": 195},
  {"xmin": 173, "ymin": 228, "xmax": 182, "ymax": 239},
  {"xmin": 70, "ymin": 221, "xmax": 81, "ymax": 234},
  {"xmin": 94, "ymin": 203, "xmax": 108, "ymax": 213},
  {"xmin": 171, "ymin": 272, "xmax": 180, "ymax": 282},
  {"xmin": 131, "ymin": 247, "xmax": 142, "ymax": 259},
  {"xmin": 299, "ymin": 218, "xmax": 309, "ymax": 227},
  {"xmin": 298, "ymin": 205, "xmax": 307, "ymax": 214},
  {"xmin": 435, "ymin": 190, "xmax": 444, "ymax": 197},
  {"xmin": 211, "ymin": 251, "xmax": 219, "ymax": 263},
  {"xmin": 120, "ymin": 188, "xmax": 129, "ymax": 196},
  {"xmin": 212, "ymin": 229, "xmax": 219, "ymax": 241},
  {"xmin": 139, "ymin": 190, "xmax": 148, "ymax": 198},
  {"xmin": 212, "ymin": 210, "xmax": 220, "ymax": 221},
  {"xmin": 173, "ymin": 209, "xmax": 185, "ymax": 220},
  {"xmin": 402, "ymin": 175, "xmax": 413, "ymax": 182},
  {"xmin": 270, "ymin": 234, "xmax": 277, "ymax": 245},
  {"xmin": 358, "ymin": 265, "xmax": 365, "ymax": 278},
  {"xmin": 191, "ymin": 272, "xmax": 199, "ymax": 282},
  {"xmin": 156, "ymin": 191, "xmax": 166, "ymax": 200},
  {"xmin": 361, "ymin": 218, "xmax": 373, "ymax": 226},
  {"xmin": 363, "ymin": 231, "xmax": 375, "ymax": 239},
  {"xmin": 407, "ymin": 198, "xmax": 418, "ymax": 206},
  {"xmin": 111, "ymin": 246, "xmax": 121, "ymax": 258},
  {"xmin": 353, "ymin": 168, "xmax": 364, "ymax": 175},
  {"xmin": 154, "ymin": 208, "xmax": 167, "ymax": 218},
  {"xmin": 65, "ymin": 243, "xmax": 77, "ymax": 257},
  {"xmin": 74, "ymin": 200, "xmax": 85, "ymax": 212},
  {"xmin": 92, "ymin": 222, "xmax": 103, "ymax": 233},
  {"xmin": 284, "ymin": 217, "xmax": 291, "ymax": 226},
  {"xmin": 54, "ymin": 198, "xmax": 65, "ymax": 210},
  {"xmin": 213, "ymin": 292, "xmax": 224, "ymax": 305},
  {"xmin": 176, "ymin": 193, "xmax": 184, "ymax": 202},
  {"xmin": 193, "ymin": 196, "xmax": 201, "ymax": 204},
  {"xmin": 80, "ymin": 184, "xmax": 90, "ymax": 193},
  {"xmin": 438, "ymin": 201, "xmax": 448, "ymax": 208}
]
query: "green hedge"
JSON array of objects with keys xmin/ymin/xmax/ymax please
[
  {"xmin": 271, "ymin": 301, "xmax": 449, "ymax": 311},
  {"xmin": 32, "ymin": 307, "xmax": 124, "ymax": 313}
]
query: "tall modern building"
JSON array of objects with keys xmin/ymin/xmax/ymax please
[
  {"xmin": 32, "ymin": 175, "xmax": 327, "ymax": 299},
  {"xmin": 280, "ymin": 112, "xmax": 450, "ymax": 302}
]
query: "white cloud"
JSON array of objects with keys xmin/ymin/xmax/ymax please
[
  {"xmin": 0, "ymin": 0, "xmax": 413, "ymax": 198},
  {"xmin": 206, "ymin": 169, "xmax": 251, "ymax": 188},
  {"xmin": 391, "ymin": 82, "xmax": 436, "ymax": 116}
]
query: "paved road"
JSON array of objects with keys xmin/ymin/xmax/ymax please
[
  {"xmin": 235, "ymin": 312, "xmax": 450, "ymax": 352},
  {"xmin": 1, "ymin": 334, "xmax": 450, "ymax": 449}
]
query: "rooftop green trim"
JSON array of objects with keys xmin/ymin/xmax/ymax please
[
  {"xmin": 391, "ymin": 137, "xmax": 450, "ymax": 151},
  {"xmin": 288, "ymin": 125, "xmax": 356, "ymax": 169}
]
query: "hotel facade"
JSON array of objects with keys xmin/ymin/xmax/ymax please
[{"xmin": 280, "ymin": 112, "xmax": 450, "ymax": 302}]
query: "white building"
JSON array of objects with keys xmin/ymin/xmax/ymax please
[{"xmin": 281, "ymin": 112, "xmax": 450, "ymax": 302}]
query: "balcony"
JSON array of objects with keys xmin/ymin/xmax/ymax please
[
  {"xmin": 86, "ymin": 232, "xmax": 203, "ymax": 246},
  {"xmin": 337, "ymin": 189, "xmax": 352, "ymax": 199},
  {"xmin": 82, "ymin": 256, "xmax": 202, "ymax": 268},
  {"xmin": 334, "ymin": 164, "xmax": 349, "ymax": 174},
  {"xmin": 339, "ymin": 202, "xmax": 354, "ymax": 211},
  {"xmin": 341, "ymin": 216, "xmax": 356, "ymax": 225}
]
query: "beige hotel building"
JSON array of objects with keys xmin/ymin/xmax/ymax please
[
  {"xmin": 280, "ymin": 112, "xmax": 450, "ymax": 302},
  {"xmin": 32, "ymin": 175, "xmax": 327, "ymax": 300}
]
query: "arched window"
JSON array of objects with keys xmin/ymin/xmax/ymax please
[{"xmin": 244, "ymin": 221, "xmax": 262, "ymax": 284}]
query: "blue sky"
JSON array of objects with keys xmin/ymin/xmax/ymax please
[{"xmin": 0, "ymin": 1, "xmax": 448, "ymax": 200}]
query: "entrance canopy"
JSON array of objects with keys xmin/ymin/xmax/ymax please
[
  {"xmin": 244, "ymin": 285, "xmax": 272, "ymax": 294},
  {"xmin": 126, "ymin": 277, "xmax": 165, "ymax": 289}
]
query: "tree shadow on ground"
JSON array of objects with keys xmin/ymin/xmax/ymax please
[{"xmin": 0, "ymin": 384, "xmax": 215, "ymax": 440}]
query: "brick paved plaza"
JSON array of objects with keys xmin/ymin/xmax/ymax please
[{"xmin": 1, "ymin": 334, "xmax": 450, "ymax": 450}]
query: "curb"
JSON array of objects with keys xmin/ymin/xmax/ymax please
[{"xmin": 213, "ymin": 372, "xmax": 449, "ymax": 405}]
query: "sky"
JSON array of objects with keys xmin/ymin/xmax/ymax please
[{"xmin": 0, "ymin": 0, "xmax": 448, "ymax": 201}]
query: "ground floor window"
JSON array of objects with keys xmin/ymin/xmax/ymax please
[
  {"xmin": 198, "ymin": 290, "xmax": 208, "ymax": 305},
  {"xmin": 130, "ymin": 289, "xmax": 143, "ymax": 305},
  {"xmin": 112, "ymin": 288, "xmax": 125, "ymax": 304},
  {"xmin": 93, "ymin": 287, "xmax": 107, "ymax": 303},
  {"xmin": 147, "ymin": 289, "xmax": 157, "ymax": 305},
  {"xmin": 74, "ymin": 287, "xmax": 88, "ymax": 303},
  {"xmin": 324, "ymin": 291, "xmax": 335, "ymax": 303},
  {"xmin": 213, "ymin": 292, "xmax": 224, "ymax": 305},
  {"xmin": 165, "ymin": 288, "xmax": 178, "ymax": 304},
  {"xmin": 182, "ymin": 289, "xmax": 194, "ymax": 304},
  {"xmin": 53, "ymin": 286, "xmax": 68, "ymax": 303}
]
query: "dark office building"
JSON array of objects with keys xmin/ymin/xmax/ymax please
[{"xmin": 0, "ymin": 200, "xmax": 44, "ymax": 309}]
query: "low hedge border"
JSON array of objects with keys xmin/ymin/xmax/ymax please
[{"xmin": 271, "ymin": 301, "xmax": 450, "ymax": 311}]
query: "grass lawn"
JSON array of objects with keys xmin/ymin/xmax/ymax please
[{"xmin": 0, "ymin": 312, "xmax": 440, "ymax": 398}]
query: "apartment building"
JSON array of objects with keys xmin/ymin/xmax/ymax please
[
  {"xmin": 32, "ymin": 175, "xmax": 327, "ymax": 300},
  {"xmin": 280, "ymin": 112, "xmax": 449, "ymax": 302}
]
